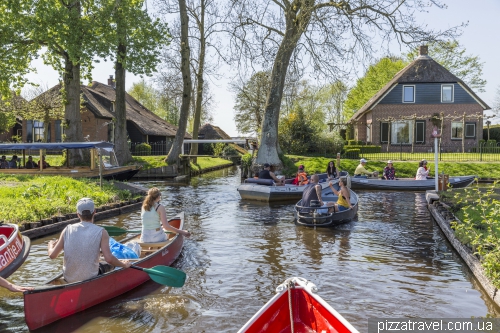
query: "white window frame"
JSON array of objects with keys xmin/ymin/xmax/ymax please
[
  {"xmin": 33, "ymin": 120, "xmax": 44, "ymax": 142},
  {"xmin": 441, "ymin": 84, "xmax": 454, "ymax": 103},
  {"xmin": 465, "ymin": 123, "xmax": 476, "ymax": 138},
  {"xmin": 391, "ymin": 120, "xmax": 413, "ymax": 144},
  {"xmin": 402, "ymin": 85, "xmax": 415, "ymax": 103},
  {"xmin": 451, "ymin": 121, "xmax": 463, "ymax": 140}
]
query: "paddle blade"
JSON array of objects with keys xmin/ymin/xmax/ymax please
[
  {"xmin": 142, "ymin": 266, "xmax": 186, "ymax": 287},
  {"xmin": 100, "ymin": 225, "xmax": 128, "ymax": 236}
]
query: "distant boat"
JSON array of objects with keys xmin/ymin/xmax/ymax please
[
  {"xmin": 0, "ymin": 142, "xmax": 141, "ymax": 181},
  {"xmin": 294, "ymin": 182, "xmax": 358, "ymax": 227},
  {"xmin": 350, "ymin": 175, "xmax": 476, "ymax": 191},
  {"xmin": 0, "ymin": 223, "xmax": 30, "ymax": 278},
  {"xmin": 238, "ymin": 277, "xmax": 359, "ymax": 333}
]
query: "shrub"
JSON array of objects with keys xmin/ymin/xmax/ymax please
[
  {"xmin": 344, "ymin": 145, "xmax": 381, "ymax": 153},
  {"xmin": 134, "ymin": 143, "xmax": 152, "ymax": 155},
  {"xmin": 240, "ymin": 153, "xmax": 253, "ymax": 169},
  {"xmin": 344, "ymin": 149, "xmax": 360, "ymax": 159},
  {"xmin": 347, "ymin": 140, "xmax": 357, "ymax": 146},
  {"xmin": 203, "ymin": 143, "xmax": 214, "ymax": 155},
  {"xmin": 212, "ymin": 143, "xmax": 226, "ymax": 157},
  {"xmin": 222, "ymin": 144, "xmax": 239, "ymax": 157}
]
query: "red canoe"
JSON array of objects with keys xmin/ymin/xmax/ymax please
[
  {"xmin": 0, "ymin": 223, "xmax": 31, "ymax": 278},
  {"xmin": 23, "ymin": 212, "xmax": 185, "ymax": 330},
  {"xmin": 238, "ymin": 277, "xmax": 359, "ymax": 333}
]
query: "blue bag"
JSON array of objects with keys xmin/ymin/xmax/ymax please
[{"xmin": 109, "ymin": 237, "xmax": 139, "ymax": 259}]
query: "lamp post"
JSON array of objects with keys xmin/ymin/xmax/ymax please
[{"xmin": 486, "ymin": 120, "xmax": 491, "ymax": 141}]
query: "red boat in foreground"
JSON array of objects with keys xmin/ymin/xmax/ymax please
[
  {"xmin": 23, "ymin": 212, "xmax": 185, "ymax": 330},
  {"xmin": 0, "ymin": 223, "xmax": 31, "ymax": 278},
  {"xmin": 238, "ymin": 277, "xmax": 359, "ymax": 333}
]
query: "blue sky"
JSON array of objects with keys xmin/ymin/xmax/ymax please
[{"xmin": 26, "ymin": 0, "xmax": 499, "ymax": 136}]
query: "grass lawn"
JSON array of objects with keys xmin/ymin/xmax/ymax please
[
  {"xmin": 281, "ymin": 155, "xmax": 500, "ymax": 179},
  {"xmin": 131, "ymin": 156, "xmax": 233, "ymax": 171}
]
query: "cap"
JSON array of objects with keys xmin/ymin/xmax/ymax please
[
  {"xmin": 387, "ymin": 160, "xmax": 393, "ymax": 164},
  {"xmin": 360, "ymin": 158, "xmax": 367, "ymax": 163},
  {"xmin": 422, "ymin": 159, "xmax": 428, "ymax": 164},
  {"xmin": 76, "ymin": 198, "xmax": 95, "ymax": 215},
  {"xmin": 263, "ymin": 163, "xmax": 270, "ymax": 168}
]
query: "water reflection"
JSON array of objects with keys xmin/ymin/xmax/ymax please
[{"xmin": 0, "ymin": 167, "xmax": 499, "ymax": 333}]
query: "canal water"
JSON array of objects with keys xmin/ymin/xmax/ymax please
[{"xmin": 0, "ymin": 166, "xmax": 498, "ymax": 332}]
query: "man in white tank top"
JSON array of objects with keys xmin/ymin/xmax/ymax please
[{"xmin": 48, "ymin": 198, "xmax": 131, "ymax": 283}]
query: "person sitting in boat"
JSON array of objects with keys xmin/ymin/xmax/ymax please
[
  {"xmin": 25, "ymin": 155, "xmax": 37, "ymax": 169},
  {"xmin": 47, "ymin": 198, "xmax": 132, "ymax": 283},
  {"xmin": 415, "ymin": 160, "xmax": 430, "ymax": 180},
  {"xmin": 258, "ymin": 163, "xmax": 284, "ymax": 185},
  {"xmin": 302, "ymin": 174, "xmax": 335, "ymax": 214},
  {"xmin": 38, "ymin": 155, "xmax": 50, "ymax": 169},
  {"xmin": 328, "ymin": 177, "xmax": 353, "ymax": 212},
  {"xmin": 326, "ymin": 161, "xmax": 338, "ymax": 180},
  {"xmin": 354, "ymin": 158, "xmax": 375, "ymax": 178},
  {"xmin": 383, "ymin": 160, "xmax": 396, "ymax": 180},
  {"xmin": 8, "ymin": 155, "xmax": 19, "ymax": 169},
  {"xmin": 0, "ymin": 276, "xmax": 33, "ymax": 292},
  {"xmin": 253, "ymin": 172, "xmax": 259, "ymax": 179},
  {"xmin": 141, "ymin": 187, "xmax": 191, "ymax": 243},
  {"xmin": 0, "ymin": 156, "xmax": 9, "ymax": 169},
  {"xmin": 297, "ymin": 165, "xmax": 309, "ymax": 185}
]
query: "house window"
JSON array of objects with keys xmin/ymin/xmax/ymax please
[
  {"xmin": 391, "ymin": 120, "xmax": 413, "ymax": 144},
  {"xmin": 442, "ymin": 84, "xmax": 454, "ymax": 103},
  {"xmin": 451, "ymin": 122, "xmax": 463, "ymax": 140},
  {"xmin": 380, "ymin": 122, "xmax": 390, "ymax": 143},
  {"xmin": 403, "ymin": 85, "xmax": 415, "ymax": 103},
  {"xmin": 465, "ymin": 122, "xmax": 476, "ymax": 138},
  {"xmin": 55, "ymin": 120, "xmax": 62, "ymax": 142},
  {"xmin": 366, "ymin": 124, "xmax": 371, "ymax": 143},
  {"xmin": 415, "ymin": 120, "xmax": 426, "ymax": 144},
  {"xmin": 26, "ymin": 120, "xmax": 33, "ymax": 142},
  {"xmin": 33, "ymin": 121, "xmax": 44, "ymax": 142}
]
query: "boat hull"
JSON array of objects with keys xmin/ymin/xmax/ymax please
[
  {"xmin": 238, "ymin": 277, "xmax": 359, "ymax": 333},
  {"xmin": 0, "ymin": 165, "xmax": 141, "ymax": 181},
  {"xmin": 0, "ymin": 224, "xmax": 31, "ymax": 278},
  {"xmin": 350, "ymin": 175, "xmax": 476, "ymax": 191},
  {"xmin": 23, "ymin": 213, "xmax": 185, "ymax": 330}
]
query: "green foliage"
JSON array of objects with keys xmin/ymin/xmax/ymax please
[
  {"xmin": 445, "ymin": 184, "xmax": 500, "ymax": 288},
  {"xmin": 345, "ymin": 149, "xmax": 360, "ymax": 159},
  {"xmin": 0, "ymin": 175, "xmax": 134, "ymax": 224},
  {"xmin": 483, "ymin": 127, "xmax": 500, "ymax": 142},
  {"xmin": 222, "ymin": 144, "xmax": 239, "ymax": 157},
  {"xmin": 212, "ymin": 143, "xmax": 226, "ymax": 157},
  {"xmin": 344, "ymin": 57, "xmax": 407, "ymax": 117},
  {"xmin": 203, "ymin": 143, "xmax": 214, "ymax": 155},
  {"xmin": 279, "ymin": 105, "xmax": 319, "ymax": 155},
  {"xmin": 134, "ymin": 143, "xmax": 152, "ymax": 155},
  {"xmin": 345, "ymin": 145, "xmax": 381, "ymax": 153},
  {"xmin": 189, "ymin": 157, "xmax": 233, "ymax": 171},
  {"xmin": 240, "ymin": 153, "xmax": 253, "ymax": 169}
]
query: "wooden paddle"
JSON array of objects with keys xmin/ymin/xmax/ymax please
[
  {"xmin": 130, "ymin": 265, "xmax": 186, "ymax": 287},
  {"xmin": 100, "ymin": 225, "xmax": 173, "ymax": 236}
]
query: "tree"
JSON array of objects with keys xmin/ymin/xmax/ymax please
[
  {"xmin": 231, "ymin": 71, "xmax": 271, "ymax": 136},
  {"xmin": 317, "ymin": 80, "xmax": 349, "ymax": 131},
  {"xmin": 406, "ymin": 40, "xmax": 486, "ymax": 93},
  {"xmin": 344, "ymin": 57, "xmax": 407, "ymax": 118},
  {"xmin": 493, "ymin": 85, "xmax": 500, "ymax": 118},
  {"xmin": 165, "ymin": 0, "xmax": 192, "ymax": 165},
  {"xmin": 0, "ymin": 94, "xmax": 21, "ymax": 136},
  {"xmin": 278, "ymin": 105, "xmax": 318, "ymax": 155},
  {"xmin": 101, "ymin": 0, "xmax": 169, "ymax": 165},
  {"xmin": 227, "ymin": 0, "xmax": 459, "ymax": 168}
]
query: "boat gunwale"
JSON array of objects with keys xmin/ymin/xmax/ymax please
[{"xmin": 0, "ymin": 223, "xmax": 19, "ymax": 251}]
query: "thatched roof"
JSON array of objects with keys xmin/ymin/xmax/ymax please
[
  {"xmin": 199, "ymin": 123, "xmax": 247, "ymax": 154},
  {"xmin": 83, "ymin": 82, "xmax": 191, "ymax": 138},
  {"xmin": 350, "ymin": 54, "xmax": 490, "ymax": 121}
]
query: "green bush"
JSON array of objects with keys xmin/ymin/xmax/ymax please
[
  {"xmin": 134, "ymin": 143, "xmax": 152, "ymax": 155},
  {"xmin": 203, "ymin": 143, "xmax": 214, "ymax": 155},
  {"xmin": 347, "ymin": 140, "xmax": 357, "ymax": 146},
  {"xmin": 222, "ymin": 144, "xmax": 239, "ymax": 157},
  {"xmin": 345, "ymin": 145, "xmax": 381, "ymax": 153},
  {"xmin": 344, "ymin": 149, "xmax": 360, "ymax": 159},
  {"xmin": 212, "ymin": 143, "xmax": 226, "ymax": 157},
  {"xmin": 241, "ymin": 153, "xmax": 253, "ymax": 169}
]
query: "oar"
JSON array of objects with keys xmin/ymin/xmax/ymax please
[
  {"xmin": 130, "ymin": 265, "xmax": 186, "ymax": 287},
  {"xmin": 100, "ymin": 225, "xmax": 173, "ymax": 236}
]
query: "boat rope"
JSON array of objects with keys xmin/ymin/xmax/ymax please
[{"xmin": 287, "ymin": 280, "xmax": 295, "ymax": 333}]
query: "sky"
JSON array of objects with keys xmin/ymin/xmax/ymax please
[{"xmin": 25, "ymin": 0, "xmax": 500, "ymax": 137}]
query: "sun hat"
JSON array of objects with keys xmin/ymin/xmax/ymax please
[
  {"xmin": 360, "ymin": 158, "xmax": 367, "ymax": 163},
  {"xmin": 76, "ymin": 198, "xmax": 95, "ymax": 215},
  {"xmin": 387, "ymin": 160, "xmax": 393, "ymax": 164}
]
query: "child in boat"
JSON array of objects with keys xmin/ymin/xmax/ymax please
[
  {"xmin": 141, "ymin": 187, "xmax": 191, "ymax": 243},
  {"xmin": 416, "ymin": 160, "xmax": 430, "ymax": 180},
  {"xmin": 297, "ymin": 165, "xmax": 309, "ymax": 185},
  {"xmin": 326, "ymin": 161, "xmax": 338, "ymax": 180}
]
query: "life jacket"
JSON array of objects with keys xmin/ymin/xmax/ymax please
[{"xmin": 297, "ymin": 171, "xmax": 309, "ymax": 185}]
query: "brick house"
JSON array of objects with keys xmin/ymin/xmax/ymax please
[
  {"xmin": 349, "ymin": 46, "xmax": 490, "ymax": 152},
  {"xmin": 21, "ymin": 76, "xmax": 191, "ymax": 146}
]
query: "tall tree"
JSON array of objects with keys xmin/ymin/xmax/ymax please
[
  {"xmin": 227, "ymin": 0, "xmax": 460, "ymax": 168},
  {"xmin": 128, "ymin": 80, "xmax": 180, "ymax": 124},
  {"xmin": 0, "ymin": 94, "xmax": 22, "ymax": 136},
  {"xmin": 165, "ymin": 0, "xmax": 192, "ymax": 164},
  {"xmin": 406, "ymin": 40, "xmax": 487, "ymax": 93},
  {"xmin": 344, "ymin": 57, "xmax": 407, "ymax": 118},
  {"xmin": 102, "ymin": 0, "xmax": 169, "ymax": 165},
  {"xmin": 317, "ymin": 80, "xmax": 349, "ymax": 127}
]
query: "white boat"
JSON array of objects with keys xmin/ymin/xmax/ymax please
[
  {"xmin": 0, "ymin": 223, "xmax": 31, "ymax": 278},
  {"xmin": 350, "ymin": 175, "xmax": 476, "ymax": 191}
]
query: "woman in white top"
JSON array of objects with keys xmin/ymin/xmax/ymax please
[
  {"xmin": 415, "ymin": 160, "xmax": 430, "ymax": 180},
  {"xmin": 141, "ymin": 187, "xmax": 191, "ymax": 243}
]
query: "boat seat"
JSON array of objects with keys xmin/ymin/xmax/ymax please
[{"xmin": 137, "ymin": 240, "xmax": 170, "ymax": 257}]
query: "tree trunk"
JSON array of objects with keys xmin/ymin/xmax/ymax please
[
  {"xmin": 189, "ymin": 0, "xmax": 206, "ymax": 163},
  {"xmin": 114, "ymin": 44, "xmax": 133, "ymax": 165},
  {"xmin": 63, "ymin": 56, "xmax": 86, "ymax": 165},
  {"xmin": 255, "ymin": 11, "xmax": 309, "ymax": 170},
  {"xmin": 165, "ymin": 0, "xmax": 192, "ymax": 165}
]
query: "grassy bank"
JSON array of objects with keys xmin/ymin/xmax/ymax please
[
  {"xmin": 281, "ymin": 155, "xmax": 500, "ymax": 179},
  {"xmin": 440, "ymin": 184, "xmax": 500, "ymax": 289},
  {"xmin": 132, "ymin": 156, "xmax": 233, "ymax": 172},
  {"xmin": 0, "ymin": 175, "xmax": 136, "ymax": 225}
]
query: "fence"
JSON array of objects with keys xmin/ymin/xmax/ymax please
[
  {"xmin": 130, "ymin": 141, "xmax": 190, "ymax": 156},
  {"xmin": 343, "ymin": 143, "xmax": 500, "ymax": 162}
]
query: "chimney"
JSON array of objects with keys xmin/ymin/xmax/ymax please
[
  {"xmin": 419, "ymin": 45, "xmax": 428, "ymax": 56},
  {"xmin": 107, "ymin": 75, "xmax": 115, "ymax": 88}
]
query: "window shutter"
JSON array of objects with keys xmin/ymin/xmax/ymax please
[
  {"xmin": 55, "ymin": 120, "xmax": 61, "ymax": 142},
  {"xmin": 47, "ymin": 123, "xmax": 51, "ymax": 142},
  {"xmin": 380, "ymin": 122, "xmax": 389, "ymax": 143},
  {"xmin": 26, "ymin": 120, "xmax": 33, "ymax": 142},
  {"xmin": 415, "ymin": 120, "xmax": 425, "ymax": 143}
]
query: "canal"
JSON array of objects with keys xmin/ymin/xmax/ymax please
[{"xmin": 0, "ymin": 166, "xmax": 498, "ymax": 332}]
